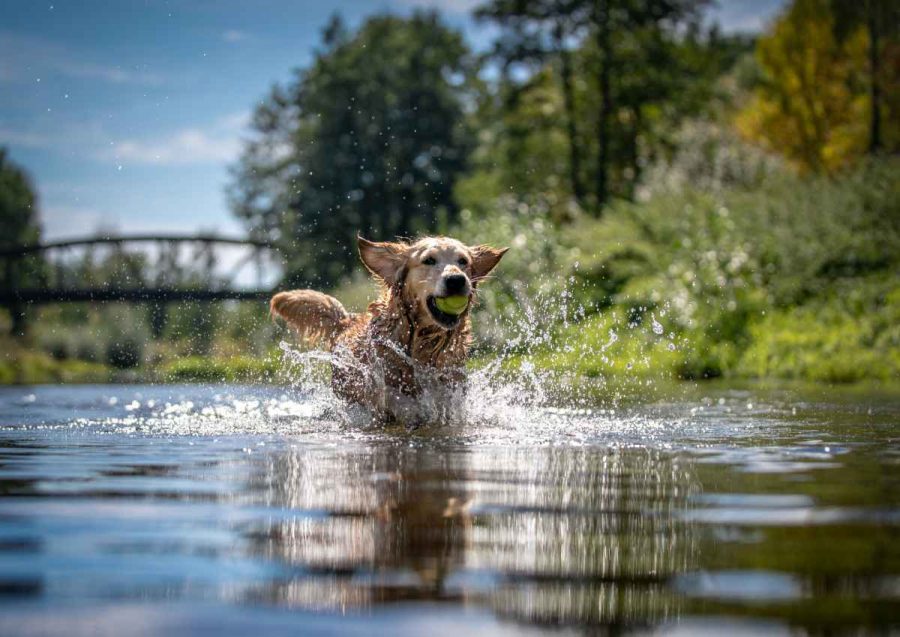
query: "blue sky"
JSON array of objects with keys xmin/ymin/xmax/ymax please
[{"xmin": 1, "ymin": 0, "xmax": 786, "ymax": 241}]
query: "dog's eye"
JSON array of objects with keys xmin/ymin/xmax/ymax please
[
  {"xmin": 457, "ymin": 258, "xmax": 468, "ymax": 267},
  {"xmin": 422, "ymin": 256, "xmax": 437, "ymax": 266}
]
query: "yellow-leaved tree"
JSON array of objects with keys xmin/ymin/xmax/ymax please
[{"xmin": 736, "ymin": 0, "xmax": 870, "ymax": 173}]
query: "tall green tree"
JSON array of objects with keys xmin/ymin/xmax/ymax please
[
  {"xmin": 830, "ymin": 0, "xmax": 900, "ymax": 153},
  {"xmin": 230, "ymin": 13, "xmax": 475, "ymax": 287},
  {"xmin": 0, "ymin": 149, "xmax": 41, "ymax": 252},
  {"xmin": 476, "ymin": 0, "xmax": 593, "ymax": 206},
  {"xmin": 0, "ymin": 149, "xmax": 42, "ymax": 335},
  {"xmin": 736, "ymin": 0, "xmax": 871, "ymax": 173},
  {"xmin": 476, "ymin": 0, "xmax": 714, "ymax": 212}
]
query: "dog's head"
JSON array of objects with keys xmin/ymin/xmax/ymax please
[{"xmin": 358, "ymin": 235, "xmax": 508, "ymax": 330}]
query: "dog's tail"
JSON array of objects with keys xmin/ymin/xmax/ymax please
[{"xmin": 270, "ymin": 290, "xmax": 355, "ymax": 350}]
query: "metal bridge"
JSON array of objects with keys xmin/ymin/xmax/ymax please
[{"xmin": 0, "ymin": 233, "xmax": 283, "ymax": 333}]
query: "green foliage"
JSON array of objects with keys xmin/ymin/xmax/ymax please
[
  {"xmin": 163, "ymin": 301, "xmax": 218, "ymax": 356},
  {"xmin": 104, "ymin": 336, "xmax": 143, "ymax": 369},
  {"xmin": 473, "ymin": 0, "xmax": 748, "ymax": 208},
  {"xmin": 5, "ymin": 298, "xmax": 285, "ymax": 384},
  {"xmin": 0, "ymin": 149, "xmax": 40, "ymax": 251},
  {"xmin": 160, "ymin": 354, "xmax": 281, "ymax": 383},
  {"xmin": 30, "ymin": 305, "xmax": 148, "ymax": 370},
  {"xmin": 0, "ymin": 148, "xmax": 44, "ymax": 335},
  {"xmin": 637, "ymin": 120, "xmax": 785, "ymax": 196},
  {"xmin": 230, "ymin": 12, "xmax": 476, "ymax": 287},
  {"xmin": 738, "ymin": 276, "xmax": 900, "ymax": 382},
  {"xmin": 735, "ymin": 0, "xmax": 900, "ymax": 172},
  {"xmin": 216, "ymin": 301, "xmax": 280, "ymax": 356},
  {"xmin": 0, "ymin": 335, "xmax": 111, "ymax": 384},
  {"xmin": 455, "ymin": 67, "xmax": 575, "ymax": 209},
  {"xmin": 830, "ymin": 0, "xmax": 900, "ymax": 154},
  {"xmin": 454, "ymin": 152, "xmax": 900, "ymax": 384}
]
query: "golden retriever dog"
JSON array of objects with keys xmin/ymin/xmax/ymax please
[{"xmin": 270, "ymin": 236, "xmax": 508, "ymax": 425}]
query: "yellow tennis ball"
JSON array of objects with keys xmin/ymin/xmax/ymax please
[{"xmin": 434, "ymin": 295, "xmax": 469, "ymax": 315}]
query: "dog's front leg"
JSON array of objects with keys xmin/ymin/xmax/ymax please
[
  {"xmin": 382, "ymin": 388, "xmax": 425, "ymax": 430},
  {"xmin": 431, "ymin": 366, "xmax": 466, "ymax": 424}
]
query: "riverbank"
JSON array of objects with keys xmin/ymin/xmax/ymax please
[
  {"xmin": 2, "ymin": 325, "xmax": 897, "ymax": 389},
  {"xmin": 451, "ymin": 157, "xmax": 900, "ymax": 387},
  {"xmin": 3, "ymin": 160, "xmax": 896, "ymax": 388},
  {"xmin": 0, "ymin": 340, "xmax": 281, "ymax": 385}
]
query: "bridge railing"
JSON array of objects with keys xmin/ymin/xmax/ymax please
[{"xmin": 0, "ymin": 234, "xmax": 284, "ymax": 334}]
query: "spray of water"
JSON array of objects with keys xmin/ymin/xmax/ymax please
[
  {"xmin": 12, "ymin": 282, "xmax": 690, "ymax": 443},
  {"xmin": 275, "ymin": 280, "xmax": 682, "ymax": 431}
]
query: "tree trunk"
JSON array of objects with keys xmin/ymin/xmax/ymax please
[
  {"xmin": 626, "ymin": 106, "xmax": 642, "ymax": 198},
  {"xmin": 399, "ymin": 189, "xmax": 412, "ymax": 239},
  {"xmin": 868, "ymin": 5, "xmax": 882, "ymax": 153},
  {"xmin": 555, "ymin": 23, "xmax": 586, "ymax": 207},
  {"xmin": 595, "ymin": 0, "xmax": 612, "ymax": 213}
]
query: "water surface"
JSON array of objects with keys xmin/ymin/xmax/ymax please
[{"xmin": 0, "ymin": 383, "xmax": 897, "ymax": 635}]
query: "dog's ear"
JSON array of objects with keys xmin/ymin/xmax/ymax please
[
  {"xmin": 469, "ymin": 245, "xmax": 509, "ymax": 282},
  {"xmin": 358, "ymin": 236, "xmax": 408, "ymax": 286}
]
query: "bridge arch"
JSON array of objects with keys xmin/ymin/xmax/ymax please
[{"xmin": 1, "ymin": 233, "xmax": 284, "ymax": 335}]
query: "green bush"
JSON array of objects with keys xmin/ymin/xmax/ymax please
[
  {"xmin": 105, "ymin": 335, "xmax": 144, "ymax": 369},
  {"xmin": 453, "ymin": 156, "xmax": 900, "ymax": 385},
  {"xmin": 0, "ymin": 339, "xmax": 110, "ymax": 384},
  {"xmin": 160, "ymin": 354, "xmax": 281, "ymax": 383},
  {"xmin": 737, "ymin": 276, "xmax": 900, "ymax": 382}
]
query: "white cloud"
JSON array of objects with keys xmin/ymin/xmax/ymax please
[
  {"xmin": 395, "ymin": 0, "xmax": 483, "ymax": 15},
  {"xmin": 0, "ymin": 128, "xmax": 57, "ymax": 149},
  {"xmin": 57, "ymin": 60, "xmax": 163, "ymax": 85},
  {"xmin": 222, "ymin": 29, "xmax": 250, "ymax": 43},
  {"xmin": 112, "ymin": 131, "xmax": 239, "ymax": 165},
  {"xmin": 1, "ymin": 112, "xmax": 250, "ymax": 168},
  {"xmin": 39, "ymin": 205, "xmax": 110, "ymax": 241},
  {"xmin": 104, "ymin": 112, "xmax": 250, "ymax": 166},
  {"xmin": 0, "ymin": 119, "xmax": 108, "ymax": 151},
  {"xmin": 0, "ymin": 30, "xmax": 163, "ymax": 85}
]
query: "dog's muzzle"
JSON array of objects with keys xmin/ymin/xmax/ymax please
[{"xmin": 442, "ymin": 274, "xmax": 469, "ymax": 295}]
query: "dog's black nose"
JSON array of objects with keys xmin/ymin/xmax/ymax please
[{"xmin": 443, "ymin": 274, "xmax": 468, "ymax": 294}]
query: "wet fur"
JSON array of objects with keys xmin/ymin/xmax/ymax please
[{"xmin": 270, "ymin": 236, "xmax": 506, "ymax": 424}]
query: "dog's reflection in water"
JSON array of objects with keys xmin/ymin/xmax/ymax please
[
  {"xmin": 246, "ymin": 445, "xmax": 473, "ymax": 607},
  {"xmin": 244, "ymin": 445, "xmax": 699, "ymax": 626}
]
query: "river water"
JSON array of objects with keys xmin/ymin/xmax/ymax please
[{"xmin": 0, "ymin": 382, "xmax": 897, "ymax": 635}]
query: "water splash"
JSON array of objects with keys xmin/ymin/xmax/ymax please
[
  {"xmin": 4, "ymin": 286, "xmax": 699, "ymax": 441},
  {"xmin": 270, "ymin": 283, "xmax": 681, "ymax": 431}
]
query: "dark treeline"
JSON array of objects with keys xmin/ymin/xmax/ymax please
[
  {"xmin": 474, "ymin": 0, "xmax": 731, "ymax": 208},
  {"xmin": 229, "ymin": 14, "xmax": 476, "ymax": 287}
]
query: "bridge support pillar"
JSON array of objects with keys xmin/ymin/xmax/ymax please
[
  {"xmin": 148, "ymin": 302, "xmax": 168, "ymax": 339},
  {"xmin": 7, "ymin": 303, "xmax": 26, "ymax": 337}
]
